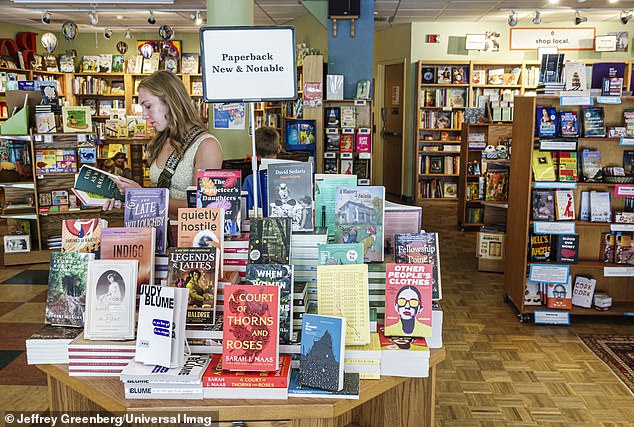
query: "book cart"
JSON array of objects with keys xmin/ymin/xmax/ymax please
[{"xmin": 504, "ymin": 95, "xmax": 634, "ymax": 322}]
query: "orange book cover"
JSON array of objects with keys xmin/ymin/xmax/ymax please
[
  {"xmin": 100, "ymin": 227, "xmax": 156, "ymax": 287},
  {"xmin": 61, "ymin": 218, "xmax": 104, "ymax": 254},
  {"xmin": 177, "ymin": 207, "xmax": 224, "ymax": 274}
]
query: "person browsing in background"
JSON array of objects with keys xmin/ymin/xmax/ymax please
[
  {"xmin": 101, "ymin": 158, "xmax": 116, "ymax": 174},
  {"xmin": 103, "ymin": 71, "xmax": 223, "ymax": 218},
  {"xmin": 110, "ymin": 152, "xmax": 132, "ymax": 178},
  {"xmin": 242, "ymin": 126, "xmax": 282, "ymax": 217}
]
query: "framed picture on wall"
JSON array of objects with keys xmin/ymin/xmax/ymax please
[{"xmin": 4, "ymin": 235, "xmax": 30, "ymax": 253}]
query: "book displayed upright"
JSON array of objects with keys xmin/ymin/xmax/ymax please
[
  {"xmin": 334, "ymin": 186, "xmax": 385, "ymax": 263},
  {"xmin": 384, "ymin": 263, "xmax": 433, "ymax": 338},
  {"xmin": 394, "ymin": 232, "xmax": 443, "ymax": 301},
  {"xmin": 100, "ymin": 227, "xmax": 155, "ymax": 288},
  {"xmin": 532, "ymin": 150, "xmax": 556, "ymax": 182},
  {"xmin": 124, "ymin": 188, "xmax": 169, "ymax": 255},
  {"xmin": 196, "ymin": 169, "xmax": 242, "ymax": 235},
  {"xmin": 45, "ymin": 252, "xmax": 95, "ymax": 327},
  {"xmin": 555, "ymin": 190, "xmax": 576, "ymax": 220},
  {"xmin": 84, "ymin": 259, "xmax": 138, "ymax": 340},
  {"xmin": 572, "ymin": 276, "xmax": 596, "ymax": 308},
  {"xmin": 267, "ymin": 162, "xmax": 314, "ymax": 232},
  {"xmin": 582, "ymin": 107, "xmax": 606, "ymax": 137},
  {"xmin": 314, "ymin": 174, "xmax": 357, "ymax": 239},
  {"xmin": 61, "ymin": 218, "xmax": 106, "ymax": 254},
  {"xmin": 247, "ymin": 217, "xmax": 292, "ymax": 265},
  {"xmin": 222, "ymin": 284, "xmax": 280, "ymax": 371},
  {"xmin": 546, "ymin": 279, "xmax": 573, "ymax": 309},
  {"xmin": 299, "ymin": 314, "xmax": 346, "ymax": 392}
]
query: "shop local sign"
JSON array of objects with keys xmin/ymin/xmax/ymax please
[{"xmin": 510, "ymin": 28, "xmax": 595, "ymax": 50}]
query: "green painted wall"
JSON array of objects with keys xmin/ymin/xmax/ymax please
[{"xmin": 291, "ymin": 12, "xmax": 328, "ymax": 58}]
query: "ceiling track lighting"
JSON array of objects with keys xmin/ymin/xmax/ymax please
[
  {"xmin": 620, "ymin": 10, "xmax": 633, "ymax": 24},
  {"xmin": 194, "ymin": 10, "xmax": 202, "ymax": 26},
  {"xmin": 41, "ymin": 11, "xmax": 51, "ymax": 24},
  {"xmin": 104, "ymin": 28, "xmax": 113, "ymax": 39},
  {"xmin": 508, "ymin": 11, "xmax": 518, "ymax": 27},
  {"xmin": 125, "ymin": 28, "xmax": 131, "ymax": 39},
  {"xmin": 533, "ymin": 11, "xmax": 541, "ymax": 25},
  {"xmin": 88, "ymin": 10, "xmax": 98, "ymax": 25},
  {"xmin": 574, "ymin": 10, "xmax": 587, "ymax": 25},
  {"xmin": 147, "ymin": 10, "xmax": 156, "ymax": 25}
]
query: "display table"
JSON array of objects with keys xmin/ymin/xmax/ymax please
[{"xmin": 38, "ymin": 348, "xmax": 445, "ymax": 427}]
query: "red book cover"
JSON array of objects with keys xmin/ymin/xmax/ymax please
[
  {"xmin": 377, "ymin": 326, "xmax": 430, "ymax": 352},
  {"xmin": 384, "ymin": 263, "xmax": 433, "ymax": 338},
  {"xmin": 203, "ymin": 354, "xmax": 291, "ymax": 388},
  {"xmin": 222, "ymin": 284, "xmax": 279, "ymax": 371},
  {"xmin": 340, "ymin": 133, "xmax": 354, "ymax": 152}
]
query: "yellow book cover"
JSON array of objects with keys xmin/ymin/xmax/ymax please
[
  {"xmin": 317, "ymin": 264, "xmax": 370, "ymax": 345},
  {"xmin": 532, "ymin": 150, "xmax": 557, "ymax": 181},
  {"xmin": 62, "ymin": 106, "xmax": 92, "ymax": 133}
]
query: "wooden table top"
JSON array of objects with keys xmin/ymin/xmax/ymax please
[{"xmin": 39, "ymin": 347, "xmax": 445, "ymax": 421}]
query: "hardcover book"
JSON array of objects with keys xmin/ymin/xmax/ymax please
[
  {"xmin": 124, "ymin": 188, "xmax": 169, "ymax": 255},
  {"xmin": 590, "ymin": 191, "xmax": 612, "ymax": 223},
  {"xmin": 556, "ymin": 151, "xmax": 578, "ymax": 182},
  {"xmin": 546, "ymin": 279, "xmax": 572, "ymax": 310},
  {"xmin": 582, "ymin": 107, "xmax": 606, "ymax": 138},
  {"xmin": 532, "ymin": 151, "xmax": 557, "ymax": 182},
  {"xmin": 571, "ymin": 276, "xmax": 596, "ymax": 308},
  {"xmin": 532, "ymin": 190, "xmax": 555, "ymax": 221},
  {"xmin": 334, "ymin": 186, "xmax": 385, "ymax": 263},
  {"xmin": 61, "ymin": 218, "xmax": 105, "ymax": 254},
  {"xmin": 73, "ymin": 165, "xmax": 124, "ymax": 204},
  {"xmin": 247, "ymin": 217, "xmax": 291, "ymax": 265},
  {"xmin": 196, "ymin": 169, "xmax": 242, "ymax": 235},
  {"xmin": 552, "ymin": 234, "xmax": 579, "ymax": 263},
  {"xmin": 45, "ymin": 252, "xmax": 95, "ymax": 327},
  {"xmin": 540, "ymin": 53, "xmax": 565, "ymax": 83},
  {"xmin": 559, "ymin": 111, "xmax": 579, "ymax": 137},
  {"xmin": 289, "ymin": 369, "xmax": 360, "ymax": 399},
  {"xmin": 529, "ymin": 234, "xmax": 552, "ymax": 262},
  {"xmin": 555, "ymin": 190, "xmax": 576, "ymax": 220},
  {"xmin": 203, "ymin": 354, "xmax": 291, "ymax": 389},
  {"xmin": 167, "ymin": 247, "xmax": 219, "ymax": 326},
  {"xmin": 316, "ymin": 264, "xmax": 370, "ymax": 345},
  {"xmin": 100, "ymin": 227, "xmax": 156, "ymax": 288},
  {"xmin": 267, "ymin": 162, "xmax": 314, "ymax": 232},
  {"xmin": 317, "ymin": 243, "xmax": 363, "ymax": 265},
  {"xmin": 485, "ymin": 170, "xmax": 508, "ymax": 201},
  {"xmin": 245, "ymin": 264, "xmax": 294, "ymax": 345},
  {"xmin": 299, "ymin": 314, "xmax": 346, "ymax": 391},
  {"xmin": 84, "ymin": 259, "xmax": 138, "ymax": 340},
  {"xmin": 62, "ymin": 106, "xmax": 92, "ymax": 133},
  {"xmin": 536, "ymin": 106, "xmax": 558, "ymax": 137},
  {"xmin": 581, "ymin": 149, "xmax": 602, "ymax": 182},
  {"xmin": 421, "ymin": 67, "xmax": 436, "ymax": 84},
  {"xmin": 384, "ymin": 263, "xmax": 433, "ymax": 338},
  {"xmin": 222, "ymin": 284, "xmax": 280, "ymax": 371},
  {"xmin": 394, "ymin": 232, "xmax": 442, "ymax": 301},
  {"xmin": 314, "ymin": 174, "xmax": 358, "ymax": 237}
]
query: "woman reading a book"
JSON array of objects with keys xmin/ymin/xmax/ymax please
[{"xmin": 103, "ymin": 71, "xmax": 222, "ymax": 218}]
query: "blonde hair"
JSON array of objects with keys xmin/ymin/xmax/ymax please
[{"xmin": 139, "ymin": 71, "xmax": 206, "ymax": 164}]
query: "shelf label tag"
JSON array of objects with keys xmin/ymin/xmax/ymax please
[
  {"xmin": 539, "ymin": 139, "xmax": 577, "ymax": 151},
  {"xmin": 620, "ymin": 138, "xmax": 634, "ymax": 146},
  {"xmin": 358, "ymin": 179, "xmax": 370, "ymax": 185},
  {"xmin": 359, "ymin": 152, "xmax": 372, "ymax": 159},
  {"xmin": 76, "ymin": 134, "xmax": 87, "ymax": 143},
  {"xmin": 468, "ymin": 142, "xmax": 486, "ymax": 150},
  {"xmin": 340, "ymin": 152, "xmax": 353, "ymax": 159},
  {"xmin": 604, "ymin": 266, "xmax": 634, "ymax": 277},
  {"xmin": 43, "ymin": 135, "xmax": 53, "ymax": 143},
  {"xmin": 529, "ymin": 264, "xmax": 569, "ymax": 283},
  {"xmin": 610, "ymin": 224, "xmax": 634, "ymax": 232},
  {"xmin": 614, "ymin": 185, "xmax": 634, "ymax": 197},
  {"xmin": 325, "ymin": 128, "xmax": 338, "ymax": 134},
  {"xmin": 559, "ymin": 96, "xmax": 593, "ymax": 106},
  {"xmin": 341, "ymin": 128, "xmax": 355, "ymax": 134},
  {"xmin": 533, "ymin": 221, "xmax": 576, "ymax": 234},
  {"xmin": 534, "ymin": 310, "xmax": 570, "ymax": 325},
  {"xmin": 596, "ymin": 96, "xmax": 621, "ymax": 104},
  {"xmin": 324, "ymin": 152, "xmax": 337, "ymax": 158},
  {"xmin": 533, "ymin": 182, "xmax": 577, "ymax": 189},
  {"xmin": 354, "ymin": 99, "xmax": 367, "ymax": 106}
]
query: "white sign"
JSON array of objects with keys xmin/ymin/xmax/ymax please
[
  {"xmin": 466, "ymin": 34, "xmax": 486, "ymax": 50},
  {"xmin": 539, "ymin": 139, "xmax": 577, "ymax": 151},
  {"xmin": 559, "ymin": 96, "xmax": 593, "ymax": 106},
  {"xmin": 615, "ymin": 185, "xmax": 634, "ymax": 197},
  {"xmin": 620, "ymin": 138, "xmax": 634, "ymax": 146},
  {"xmin": 534, "ymin": 310, "xmax": 570, "ymax": 325},
  {"xmin": 511, "ymin": 28, "xmax": 596, "ymax": 50},
  {"xmin": 529, "ymin": 264, "xmax": 570, "ymax": 283},
  {"xmin": 533, "ymin": 221, "xmax": 576, "ymax": 235},
  {"xmin": 596, "ymin": 96, "xmax": 621, "ymax": 104},
  {"xmin": 595, "ymin": 35, "xmax": 617, "ymax": 52},
  {"xmin": 604, "ymin": 266, "xmax": 634, "ymax": 277},
  {"xmin": 610, "ymin": 224, "xmax": 634, "ymax": 232},
  {"xmin": 200, "ymin": 26, "xmax": 297, "ymax": 102}
]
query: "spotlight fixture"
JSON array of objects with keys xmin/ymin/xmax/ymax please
[
  {"xmin": 574, "ymin": 10, "xmax": 587, "ymax": 25},
  {"xmin": 508, "ymin": 11, "xmax": 518, "ymax": 27},
  {"xmin": 609, "ymin": 0, "xmax": 618, "ymax": 3},
  {"xmin": 88, "ymin": 10, "xmax": 98, "ymax": 25},
  {"xmin": 147, "ymin": 10, "xmax": 156, "ymax": 25},
  {"xmin": 125, "ymin": 28, "xmax": 131, "ymax": 39},
  {"xmin": 104, "ymin": 28, "xmax": 113, "ymax": 39},
  {"xmin": 620, "ymin": 10, "xmax": 632, "ymax": 24},
  {"xmin": 41, "ymin": 11, "xmax": 51, "ymax": 24},
  {"xmin": 194, "ymin": 10, "xmax": 202, "ymax": 26},
  {"xmin": 533, "ymin": 11, "xmax": 541, "ymax": 24}
]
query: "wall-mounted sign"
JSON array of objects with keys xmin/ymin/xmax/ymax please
[
  {"xmin": 465, "ymin": 34, "xmax": 486, "ymax": 50},
  {"xmin": 595, "ymin": 35, "xmax": 617, "ymax": 52},
  {"xmin": 510, "ymin": 28, "xmax": 596, "ymax": 50}
]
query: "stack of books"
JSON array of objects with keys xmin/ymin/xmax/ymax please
[
  {"xmin": 378, "ymin": 327, "xmax": 431, "ymax": 378},
  {"xmin": 222, "ymin": 234, "xmax": 249, "ymax": 278},
  {"xmin": 67, "ymin": 332, "xmax": 135, "ymax": 377},
  {"xmin": 185, "ymin": 317, "xmax": 224, "ymax": 354},
  {"xmin": 536, "ymin": 82, "xmax": 565, "ymax": 95},
  {"xmin": 25, "ymin": 325, "xmax": 81, "ymax": 365},
  {"xmin": 344, "ymin": 333, "xmax": 381, "ymax": 379}
]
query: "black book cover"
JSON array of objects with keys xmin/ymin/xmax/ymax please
[
  {"xmin": 582, "ymin": 107, "xmax": 606, "ymax": 138},
  {"xmin": 553, "ymin": 234, "xmax": 579, "ymax": 264},
  {"xmin": 532, "ymin": 190, "xmax": 555, "ymax": 221},
  {"xmin": 529, "ymin": 234, "xmax": 552, "ymax": 262}
]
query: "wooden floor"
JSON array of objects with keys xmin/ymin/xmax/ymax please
[{"xmin": 1, "ymin": 203, "xmax": 633, "ymax": 425}]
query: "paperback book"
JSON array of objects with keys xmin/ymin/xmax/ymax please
[
  {"xmin": 532, "ymin": 151, "xmax": 557, "ymax": 182},
  {"xmin": 124, "ymin": 188, "xmax": 169, "ymax": 255},
  {"xmin": 546, "ymin": 279, "xmax": 572, "ymax": 310},
  {"xmin": 572, "ymin": 276, "xmax": 596, "ymax": 308},
  {"xmin": 314, "ymin": 174, "xmax": 357, "ymax": 238},
  {"xmin": 61, "ymin": 218, "xmax": 106, "ymax": 254},
  {"xmin": 73, "ymin": 165, "xmax": 124, "ymax": 205},
  {"xmin": 267, "ymin": 162, "xmax": 314, "ymax": 232},
  {"xmin": 196, "ymin": 169, "xmax": 242, "ymax": 235},
  {"xmin": 317, "ymin": 243, "xmax": 364, "ymax": 265},
  {"xmin": 299, "ymin": 314, "xmax": 346, "ymax": 391},
  {"xmin": 532, "ymin": 190, "xmax": 555, "ymax": 221},
  {"xmin": 384, "ymin": 263, "xmax": 433, "ymax": 338},
  {"xmin": 394, "ymin": 232, "xmax": 442, "ymax": 301},
  {"xmin": 176, "ymin": 208, "xmax": 225, "ymax": 269},
  {"xmin": 552, "ymin": 234, "xmax": 579, "ymax": 263},
  {"xmin": 247, "ymin": 217, "xmax": 292, "ymax": 264},
  {"xmin": 289, "ymin": 369, "xmax": 360, "ymax": 399},
  {"xmin": 100, "ymin": 227, "xmax": 155, "ymax": 288},
  {"xmin": 555, "ymin": 190, "xmax": 576, "ymax": 220}
]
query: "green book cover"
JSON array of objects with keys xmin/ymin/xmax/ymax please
[
  {"xmin": 318, "ymin": 243, "xmax": 364, "ymax": 265},
  {"xmin": 74, "ymin": 165, "xmax": 124, "ymax": 202}
]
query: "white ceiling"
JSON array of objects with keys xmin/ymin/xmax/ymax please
[{"xmin": 1, "ymin": 0, "xmax": 634, "ymax": 34}]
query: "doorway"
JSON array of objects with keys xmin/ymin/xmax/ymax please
[{"xmin": 381, "ymin": 62, "xmax": 404, "ymax": 198}]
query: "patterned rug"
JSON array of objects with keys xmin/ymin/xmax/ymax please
[{"xmin": 579, "ymin": 335, "xmax": 634, "ymax": 395}]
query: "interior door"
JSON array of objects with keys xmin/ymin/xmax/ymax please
[{"xmin": 382, "ymin": 63, "xmax": 404, "ymax": 197}]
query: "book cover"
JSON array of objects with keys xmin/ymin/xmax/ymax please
[
  {"xmin": 62, "ymin": 106, "xmax": 92, "ymax": 133},
  {"xmin": 590, "ymin": 191, "xmax": 612, "ymax": 222},
  {"xmin": 353, "ymin": 158, "xmax": 371, "ymax": 181},
  {"xmin": 45, "ymin": 252, "xmax": 95, "ymax": 327},
  {"xmin": 84, "ymin": 259, "xmax": 138, "ymax": 340},
  {"xmin": 340, "ymin": 105, "xmax": 356, "ymax": 128},
  {"xmin": 524, "ymin": 280, "xmax": 542, "ymax": 306},
  {"xmin": 61, "ymin": 218, "xmax": 104, "ymax": 254},
  {"xmin": 317, "ymin": 243, "xmax": 363, "ymax": 265},
  {"xmin": 572, "ymin": 276, "xmax": 596, "ymax": 308},
  {"xmin": 556, "ymin": 151, "xmax": 578, "ymax": 182},
  {"xmin": 581, "ymin": 149, "xmax": 602, "ymax": 182},
  {"xmin": 100, "ymin": 227, "xmax": 155, "ymax": 288},
  {"xmin": 203, "ymin": 354, "xmax": 291, "ymax": 388},
  {"xmin": 167, "ymin": 247, "xmax": 219, "ymax": 326},
  {"xmin": 536, "ymin": 106, "xmax": 558, "ymax": 137},
  {"xmin": 334, "ymin": 186, "xmax": 385, "ymax": 263},
  {"xmin": 601, "ymin": 232, "xmax": 616, "ymax": 263},
  {"xmin": 552, "ymin": 234, "xmax": 579, "ymax": 263},
  {"xmin": 559, "ymin": 111, "xmax": 579, "ymax": 137},
  {"xmin": 340, "ymin": 158, "xmax": 354, "ymax": 175},
  {"xmin": 448, "ymin": 89, "xmax": 466, "ymax": 108},
  {"xmin": 615, "ymin": 232, "xmax": 634, "ymax": 264},
  {"xmin": 196, "ymin": 169, "xmax": 242, "ymax": 235},
  {"xmin": 624, "ymin": 150, "xmax": 634, "ymax": 175},
  {"xmin": 124, "ymin": 188, "xmax": 169, "ymax": 255},
  {"xmin": 35, "ymin": 112, "xmax": 56, "ymax": 133},
  {"xmin": 181, "ymin": 53, "xmax": 200, "ymax": 74},
  {"xmin": 222, "ymin": 284, "xmax": 280, "ymax": 371},
  {"xmin": 74, "ymin": 165, "xmax": 124, "ymax": 203},
  {"xmin": 437, "ymin": 66, "xmax": 452, "ymax": 84},
  {"xmin": 340, "ymin": 133, "xmax": 354, "ymax": 152},
  {"xmin": 394, "ymin": 232, "xmax": 442, "ymax": 301},
  {"xmin": 532, "ymin": 150, "xmax": 557, "ymax": 182},
  {"xmin": 355, "ymin": 131, "xmax": 371, "ymax": 153},
  {"xmin": 546, "ymin": 279, "xmax": 572, "ymax": 310},
  {"xmin": 316, "ymin": 264, "xmax": 370, "ymax": 345},
  {"xmin": 582, "ymin": 107, "xmax": 606, "ymax": 138},
  {"xmin": 555, "ymin": 190, "xmax": 576, "ymax": 220},
  {"xmin": 384, "ymin": 263, "xmax": 433, "ymax": 338},
  {"xmin": 176, "ymin": 208, "xmax": 224, "ymax": 259},
  {"xmin": 247, "ymin": 217, "xmax": 291, "ymax": 264},
  {"xmin": 325, "ymin": 133, "xmax": 340, "ymax": 151},
  {"xmin": 267, "ymin": 162, "xmax": 314, "ymax": 232},
  {"xmin": 532, "ymin": 190, "xmax": 555, "ymax": 221},
  {"xmin": 299, "ymin": 314, "xmax": 346, "ymax": 391},
  {"xmin": 485, "ymin": 170, "xmax": 508, "ymax": 201},
  {"xmin": 540, "ymin": 54, "xmax": 565, "ymax": 83},
  {"xmin": 529, "ymin": 234, "xmax": 552, "ymax": 262},
  {"xmin": 59, "ymin": 54, "xmax": 75, "ymax": 73},
  {"xmin": 325, "ymin": 107, "xmax": 341, "ymax": 128},
  {"xmin": 245, "ymin": 264, "xmax": 294, "ymax": 345},
  {"xmin": 314, "ymin": 174, "xmax": 358, "ymax": 237}
]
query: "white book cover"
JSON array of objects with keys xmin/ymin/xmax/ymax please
[
  {"xmin": 170, "ymin": 287, "xmax": 189, "ymax": 367},
  {"xmin": 590, "ymin": 191, "xmax": 611, "ymax": 222},
  {"xmin": 267, "ymin": 162, "xmax": 314, "ymax": 232},
  {"xmin": 555, "ymin": 190, "xmax": 576, "ymax": 220},
  {"xmin": 136, "ymin": 285, "xmax": 175, "ymax": 367},
  {"xmin": 572, "ymin": 276, "xmax": 596, "ymax": 308},
  {"xmin": 563, "ymin": 61, "xmax": 588, "ymax": 93},
  {"xmin": 579, "ymin": 191, "xmax": 590, "ymax": 221},
  {"xmin": 120, "ymin": 354, "xmax": 211, "ymax": 382},
  {"xmin": 85, "ymin": 260, "xmax": 138, "ymax": 340}
]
